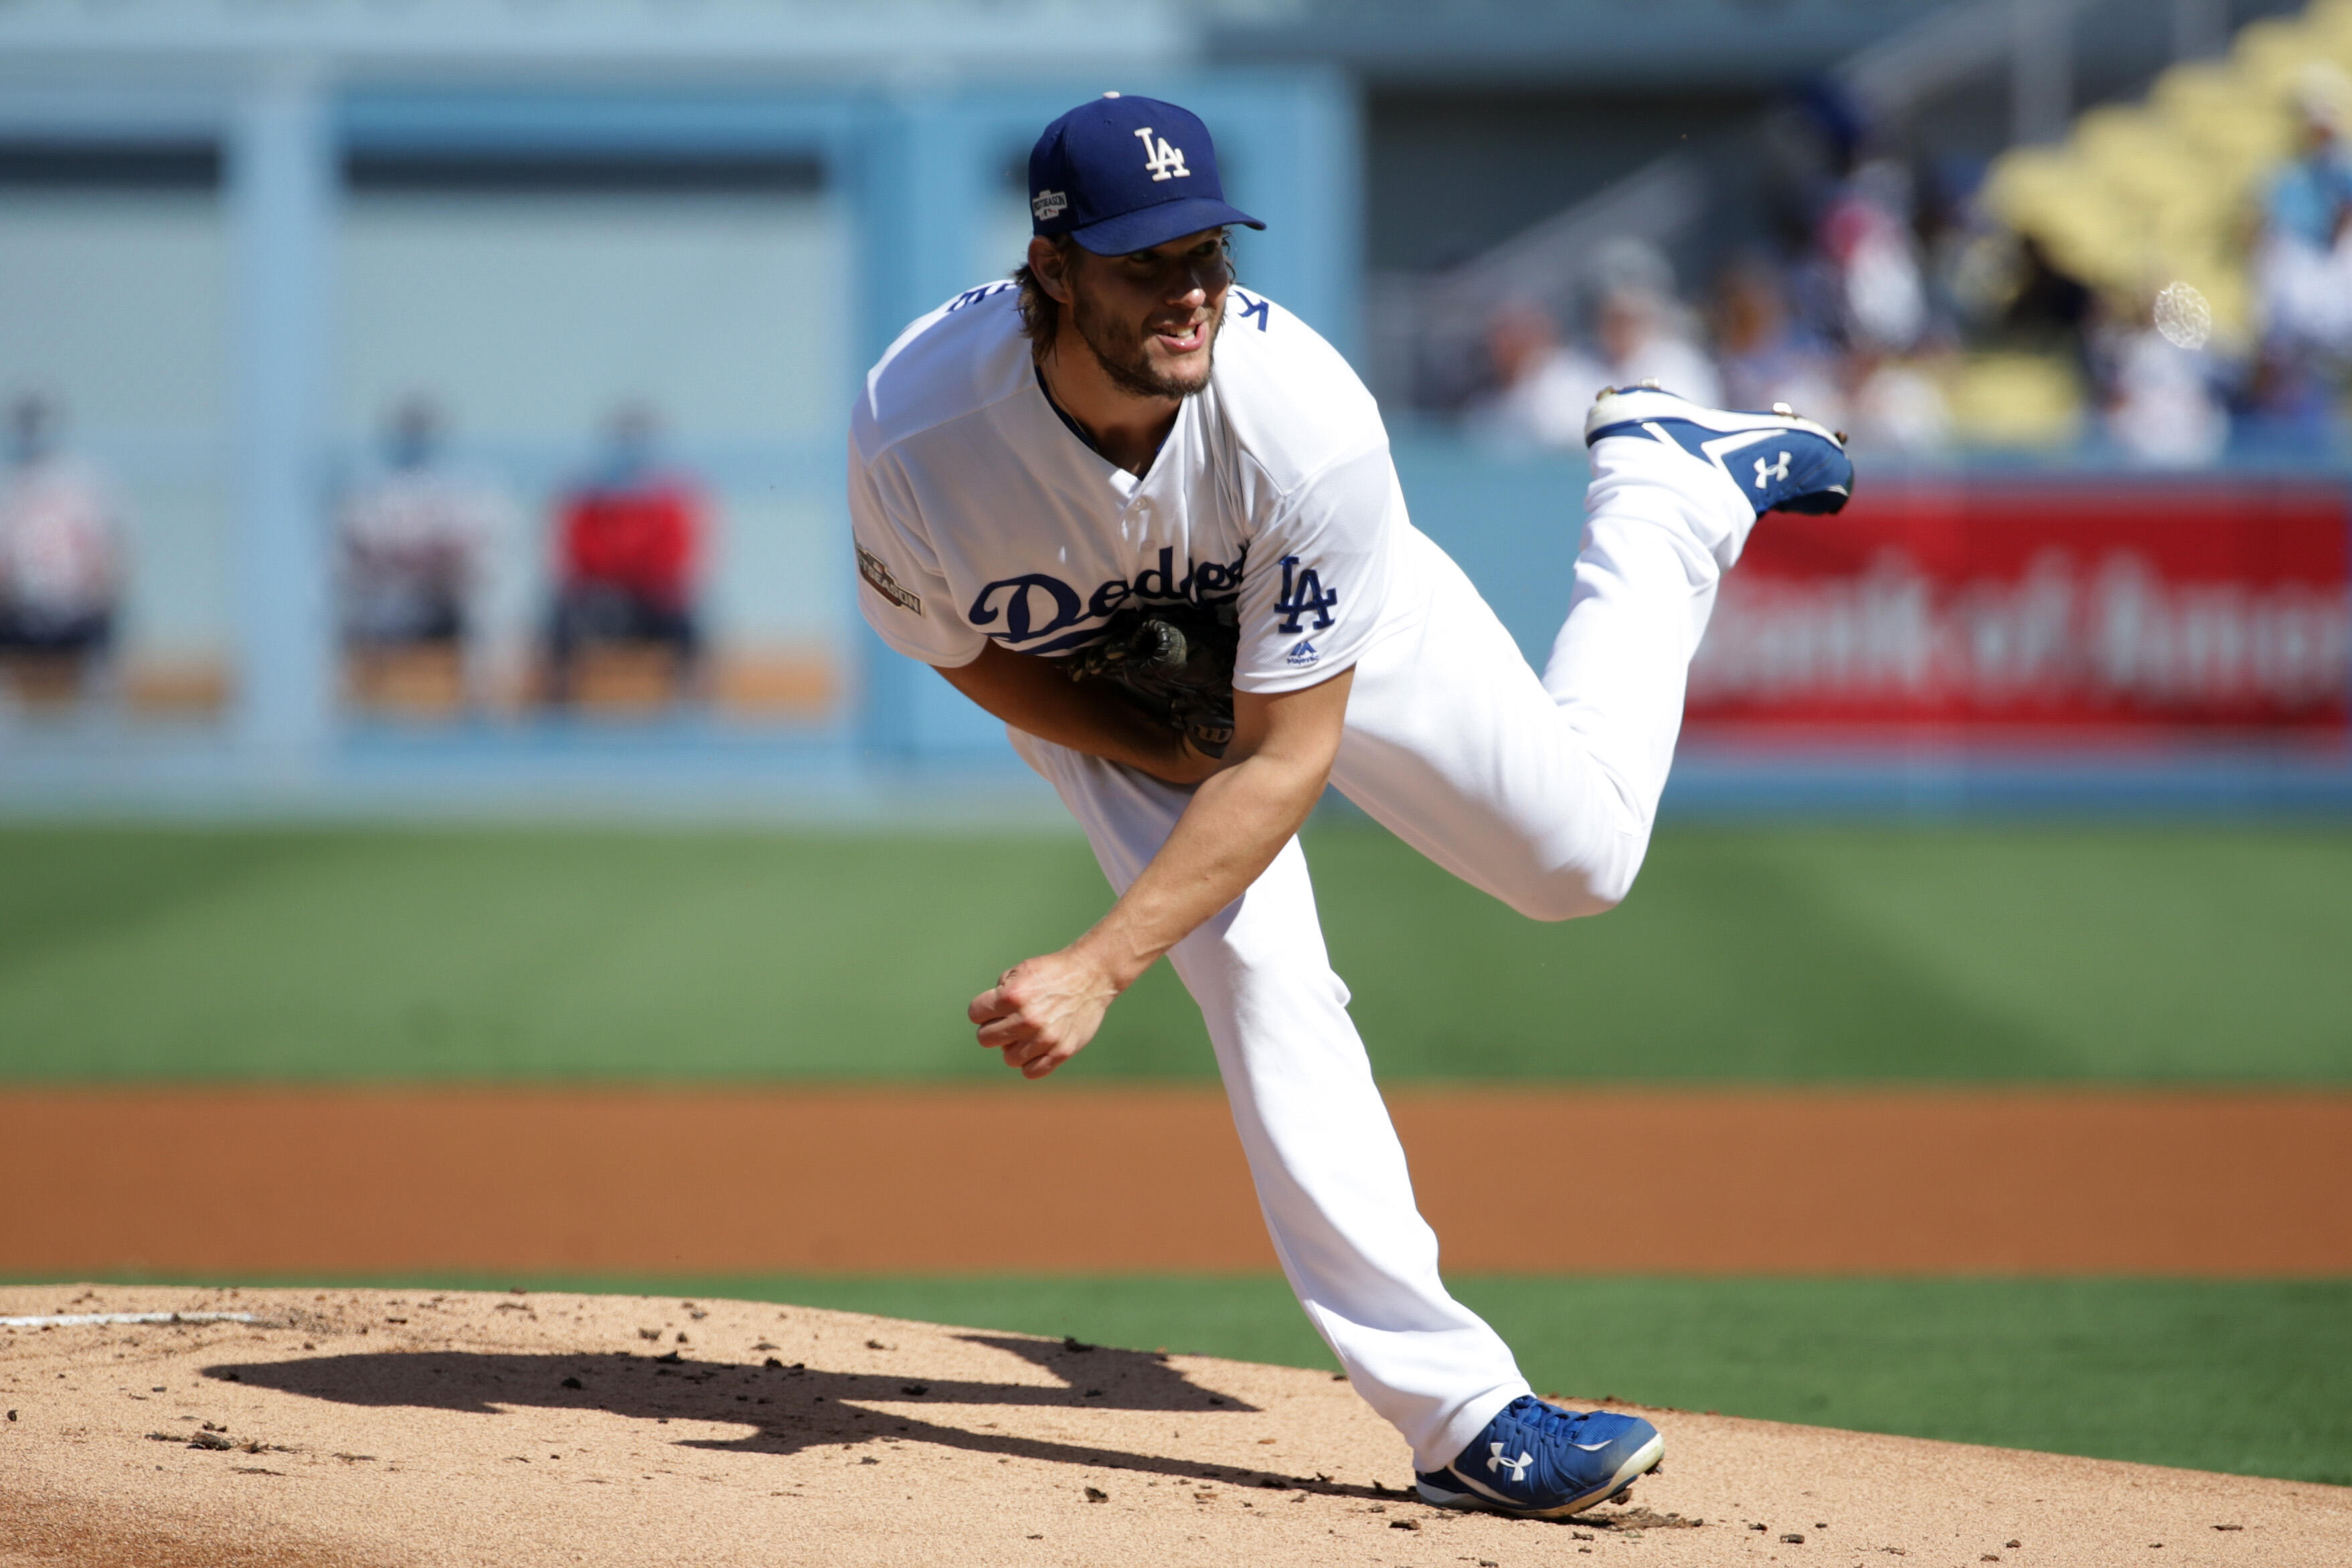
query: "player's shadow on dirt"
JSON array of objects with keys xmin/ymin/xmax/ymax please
[{"xmin": 206, "ymin": 1334, "xmax": 1392, "ymax": 1499}]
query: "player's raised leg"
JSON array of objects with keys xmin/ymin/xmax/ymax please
[
  {"xmin": 1331, "ymin": 389, "xmax": 1851, "ymax": 924},
  {"xmin": 1005, "ymin": 726, "xmax": 1533, "ymax": 1474}
]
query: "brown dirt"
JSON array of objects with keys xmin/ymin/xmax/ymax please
[
  {"xmin": 1, "ymin": 1286, "xmax": 2345, "ymax": 1568},
  {"xmin": 2, "ymin": 1088, "xmax": 2348, "ymax": 1277}
]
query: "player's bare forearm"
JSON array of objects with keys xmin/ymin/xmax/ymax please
[
  {"xmin": 969, "ymin": 669, "xmax": 1353, "ymax": 1078},
  {"xmin": 934, "ymin": 639, "xmax": 1219, "ymax": 785},
  {"xmin": 1070, "ymin": 685, "xmax": 1345, "ymax": 985}
]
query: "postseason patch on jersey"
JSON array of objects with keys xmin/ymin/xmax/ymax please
[{"xmin": 858, "ymin": 545, "xmax": 922, "ymax": 616}]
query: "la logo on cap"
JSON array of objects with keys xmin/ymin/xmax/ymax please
[{"xmin": 1134, "ymin": 128, "xmax": 1191, "ymax": 183}]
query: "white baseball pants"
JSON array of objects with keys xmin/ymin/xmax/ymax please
[{"xmin": 1007, "ymin": 435, "xmax": 1752, "ymax": 1470}]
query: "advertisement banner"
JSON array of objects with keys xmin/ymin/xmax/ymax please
[{"xmin": 1685, "ymin": 478, "xmax": 2352, "ymax": 739}]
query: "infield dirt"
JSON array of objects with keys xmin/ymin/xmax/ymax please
[
  {"xmin": 3, "ymin": 1286, "xmax": 2347, "ymax": 1568},
  {"xmin": 5, "ymin": 1088, "xmax": 2350, "ymax": 1277}
]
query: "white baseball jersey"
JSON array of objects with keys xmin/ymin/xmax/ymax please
[{"xmin": 847, "ymin": 281, "xmax": 1400, "ymax": 693}]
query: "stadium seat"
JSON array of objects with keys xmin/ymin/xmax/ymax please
[{"xmin": 1984, "ymin": 0, "xmax": 2351, "ymax": 345}]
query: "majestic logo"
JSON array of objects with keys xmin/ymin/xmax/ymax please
[
  {"xmin": 1274, "ymin": 555, "xmax": 1338, "ymax": 635},
  {"xmin": 1286, "ymin": 639, "xmax": 1319, "ymax": 668},
  {"xmin": 1031, "ymin": 189, "xmax": 1068, "ymax": 222},
  {"xmin": 969, "ymin": 546, "xmax": 1244, "ymax": 655},
  {"xmin": 1133, "ymin": 126, "xmax": 1191, "ymax": 182},
  {"xmin": 857, "ymin": 545, "xmax": 921, "ymax": 616},
  {"xmin": 1487, "ymin": 1443, "xmax": 1534, "ymax": 1483},
  {"xmin": 1754, "ymin": 451, "xmax": 1791, "ymax": 489}
]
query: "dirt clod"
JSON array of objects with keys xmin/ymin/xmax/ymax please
[
  {"xmin": 1084, "ymin": 1487, "xmax": 1108, "ymax": 1503},
  {"xmin": 1781, "ymin": 1533, "xmax": 1804, "ymax": 1544},
  {"xmin": 1388, "ymin": 1518, "xmax": 1420, "ymax": 1531},
  {"xmin": 188, "ymin": 1431, "xmax": 234, "ymax": 1450}
]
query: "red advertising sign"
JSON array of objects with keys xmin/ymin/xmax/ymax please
[{"xmin": 1685, "ymin": 478, "xmax": 2352, "ymax": 739}]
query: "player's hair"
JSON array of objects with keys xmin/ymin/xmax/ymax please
[{"xmin": 1012, "ymin": 236, "xmax": 1080, "ymax": 353}]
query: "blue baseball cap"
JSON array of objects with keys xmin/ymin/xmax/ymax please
[{"xmin": 1028, "ymin": 94, "xmax": 1264, "ymax": 256}]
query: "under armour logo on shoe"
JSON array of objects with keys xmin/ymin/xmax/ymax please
[
  {"xmin": 1753, "ymin": 452, "xmax": 1790, "ymax": 489},
  {"xmin": 1487, "ymin": 1442, "xmax": 1534, "ymax": 1482}
]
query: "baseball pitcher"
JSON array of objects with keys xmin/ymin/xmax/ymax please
[{"xmin": 847, "ymin": 93, "xmax": 1853, "ymax": 1515}]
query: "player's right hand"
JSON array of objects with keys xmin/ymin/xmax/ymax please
[{"xmin": 968, "ymin": 948, "xmax": 1123, "ymax": 1080}]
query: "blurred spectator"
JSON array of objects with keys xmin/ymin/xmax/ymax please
[
  {"xmin": 2263, "ymin": 64, "xmax": 2352, "ymax": 258},
  {"xmin": 546, "ymin": 405, "xmax": 704, "ymax": 705},
  {"xmin": 0, "ymin": 394, "xmax": 121, "ymax": 682},
  {"xmin": 1713, "ymin": 255, "xmax": 1845, "ymax": 424},
  {"xmin": 1586, "ymin": 236, "xmax": 1721, "ymax": 406},
  {"xmin": 1467, "ymin": 241, "xmax": 1723, "ymax": 449},
  {"xmin": 1464, "ymin": 302, "xmax": 1602, "ymax": 449},
  {"xmin": 1593, "ymin": 278, "xmax": 1723, "ymax": 408},
  {"xmin": 2246, "ymin": 63, "xmax": 2352, "ymax": 450},
  {"xmin": 2093, "ymin": 290, "xmax": 2229, "ymax": 468},
  {"xmin": 339, "ymin": 398, "xmax": 510, "ymax": 659},
  {"xmin": 1843, "ymin": 352, "xmax": 1955, "ymax": 459},
  {"xmin": 1817, "ymin": 159, "xmax": 1931, "ymax": 356}
]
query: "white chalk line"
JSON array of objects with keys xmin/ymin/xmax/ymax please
[{"xmin": 1, "ymin": 1312, "xmax": 261, "ymax": 1328}]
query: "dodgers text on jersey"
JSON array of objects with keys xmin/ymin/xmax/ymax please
[{"xmin": 969, "ymin": 544, "xmax": 1247, "ymax": 653}]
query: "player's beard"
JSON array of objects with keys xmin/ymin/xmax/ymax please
[{"xmin": 1068, "ymin": 285, "xmax": 1221, "ymax": 400}]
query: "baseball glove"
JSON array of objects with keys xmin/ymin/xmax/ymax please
[{"xmin": 1060, "ymin": 599, "xmax": 1239, "ymax": 758}]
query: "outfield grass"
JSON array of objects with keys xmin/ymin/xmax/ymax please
[
  {"xmin": 2, "ymin": 822, "xmax": 2348, "ymax": 1082},
  {"xmin": 65, "ymin": 1272, "xmax": 2348, "ymax": 1486}
]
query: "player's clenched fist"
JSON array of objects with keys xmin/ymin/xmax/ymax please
[{"xmin": 969, "ymin": 949, "xmax": 1123, "ymax": 1079}]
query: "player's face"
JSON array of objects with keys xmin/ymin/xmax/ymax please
[{"xmin": 1067, "ymin": 229, "xmax": 1232, "ymax": 400}]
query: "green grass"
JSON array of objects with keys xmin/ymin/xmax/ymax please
[
  {"xmin": 2, "ymin": 822, "xmax": 2349, "ymax": 1082},
  {"xmin": 52, "ymin": 1271, "xmax": 2350, "ymax": 1486}
]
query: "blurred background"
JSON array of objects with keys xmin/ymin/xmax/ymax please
[
  {"xmin": 0, "ymin": 0, "xmax": 2345, "ymax": 804},
  {"xmin": 2, "ymin": 0, "xmax": 2348, "ymax": 1496}
]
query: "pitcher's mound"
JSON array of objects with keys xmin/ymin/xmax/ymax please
[{"xmin": 1, "ymin": 1287, "xmax": 2343, "ymax": 1567}]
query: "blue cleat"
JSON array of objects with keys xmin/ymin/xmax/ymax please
[
  {"xmin": 1414, "ymin": 1395, "xmax": 1665, "ymax": 1518},
  {"xmin": 1584, "ymin": 384, "xmax": 1853, "ymax": 517}
]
